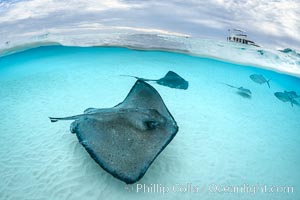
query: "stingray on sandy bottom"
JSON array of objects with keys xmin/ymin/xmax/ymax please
[
  {"xmin": 220, "ymin": 83, "xmax": 252, "ymax": 98},
  {"xmin": 274, "ymin": 91, "xmax": 300, "ymax": 107},
  {"xmin": 49, "ymin": 80, "xmax": 178, "ymax": 184},
  {"xmin": 250, "ymin": 74, "xmax": 271, "ymax": 88},
  {"xmin": 121, "ymin": 71, "xmax": 189, "ymax": 90}
]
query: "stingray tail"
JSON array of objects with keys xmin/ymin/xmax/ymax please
[
  {"xmin": 120, "ymin": 75, "xmax": 156, "ymax": 82},
  {"xmin": 120, "ymin": 75, "xmax": 140, "ymax": 79},
  {"xmin": 49, "ymin": 114, "xmax": 86, "ymax": 123},
  {"xmin": 267, "ymin": 79, "xmax": 271, "ymax": 88},
  {"xmin": 218, "ymin": 82, "xmax": 237, "ymax": 89}
]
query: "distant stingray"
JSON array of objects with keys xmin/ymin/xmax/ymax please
[
  {"xmin": 220, "ymin": 82, "xmax": 252, "ymax": 98},
  {"xmin": 274, "ymin": 91, "xmax": 300, "ymax": 107},
  {"xmin": 49, "ymin": 80, "xmax": 178, "ymax": 184},
  {"xmin": 250, "ymin": 74, "xmax": 271, "ymax": 88},
  {"xmin": 121, "ymin": 71, "xmax": 189, "ymax": 90}
]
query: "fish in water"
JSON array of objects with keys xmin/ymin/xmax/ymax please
[
  {"xmin": 283, "ymin": 91, "xmax": 300, "ymax": 99},
  {"xmin": 274, "ymin": 91, "xmax": 300, "ymax": 107},
  {"xmin": 250, "ymin": 74, "xmax": 271, "ymax": 88},
  {"xmin": 121, "ymin": 71, "xmax": 189, "ymax": 90},
  {"xmin": 220, "ymin": 82, "xmax": 252, "ymax": 98},
  {"xmin": 49, "ymin": 80, "xmax": 178, "ymax": 184}
]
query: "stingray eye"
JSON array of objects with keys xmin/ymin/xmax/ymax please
[{"xmin": 145, "ymin": 120, "xmax": 160, "ymax": 130}]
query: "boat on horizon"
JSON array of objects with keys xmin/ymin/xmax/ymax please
[{"xmin": 227, "ymin": 29, "xmax": 260, "ymax": 47}]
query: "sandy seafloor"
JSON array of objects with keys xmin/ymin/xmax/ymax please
[{"xmin": 0, "ymin": 46, "xmax": 299, "ymax": 200}]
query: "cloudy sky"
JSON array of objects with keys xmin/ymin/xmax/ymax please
[{"xmin": 0, "ymin": 0, "xmax": 299, "ymax": 50}]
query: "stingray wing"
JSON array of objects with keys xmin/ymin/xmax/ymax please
[
  {"xmin": 163, "ymin": 71, "xmax": 183, "ymax": 79},
  {"xmin": 115, "ymin": 80, "xmax": 175, "ymax": 120}
]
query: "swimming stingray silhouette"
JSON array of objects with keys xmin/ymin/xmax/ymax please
[
  {"xmin": 121, "ymin": 71, "xmax": 189, "ymax": 90},
  {"xmin": 49, "ymin": 80, "xmax": 178, "ymax": 184},
  {"xmin": 219, "ymin": 82, "xmax": 252, "ymax": 98}
]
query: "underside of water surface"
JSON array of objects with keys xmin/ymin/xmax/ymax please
[{"xmin": 0, "ymin": 45, "xmax": 299, "ymax": 200}]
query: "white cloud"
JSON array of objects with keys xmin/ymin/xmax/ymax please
[
  {"xmin": 0, "ymin": 0, "xmax": 299, "ymax": 49},
  {"xmin": 0, "ymin": 0, "xmax": 135, "ymax": 22},
  {"xmin": 221, "ymin": 0, "xmax": 300, "ymax": 40},
  {"xmin": 189, "ymin": 19, "xmax": 227, "ymax": 29}
]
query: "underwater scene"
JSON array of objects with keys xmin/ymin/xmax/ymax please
[
  {"xmin": 1, "ymin": 1, "xmax": 300, "ymax": 199},
  {"xmin": 0, "ymin": 45, "xmax": 299, "ymax": 200}
]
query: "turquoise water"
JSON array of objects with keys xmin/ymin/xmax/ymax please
[{"xmin": 0, "ymin": 46, "xmax": 299, "ymax": 200}]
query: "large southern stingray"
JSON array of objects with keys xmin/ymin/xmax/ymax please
[
  {"xmin": 250, "ymin": 74, "xmax": 271, "ymax": 88},
  {"xmin": 274, "ymin": 91, "xmax": 300, "ymax": 107},
  {"xmin": 220, "ymin": 82, "xmax": 252, "ymax": 98},
  {"xmin": 49, "ymin": 80, "xmax": 178, "ymax": 184},
  {"xmin": 121, "ymin": 71, "xmax": 189, "ymax": 90}
]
